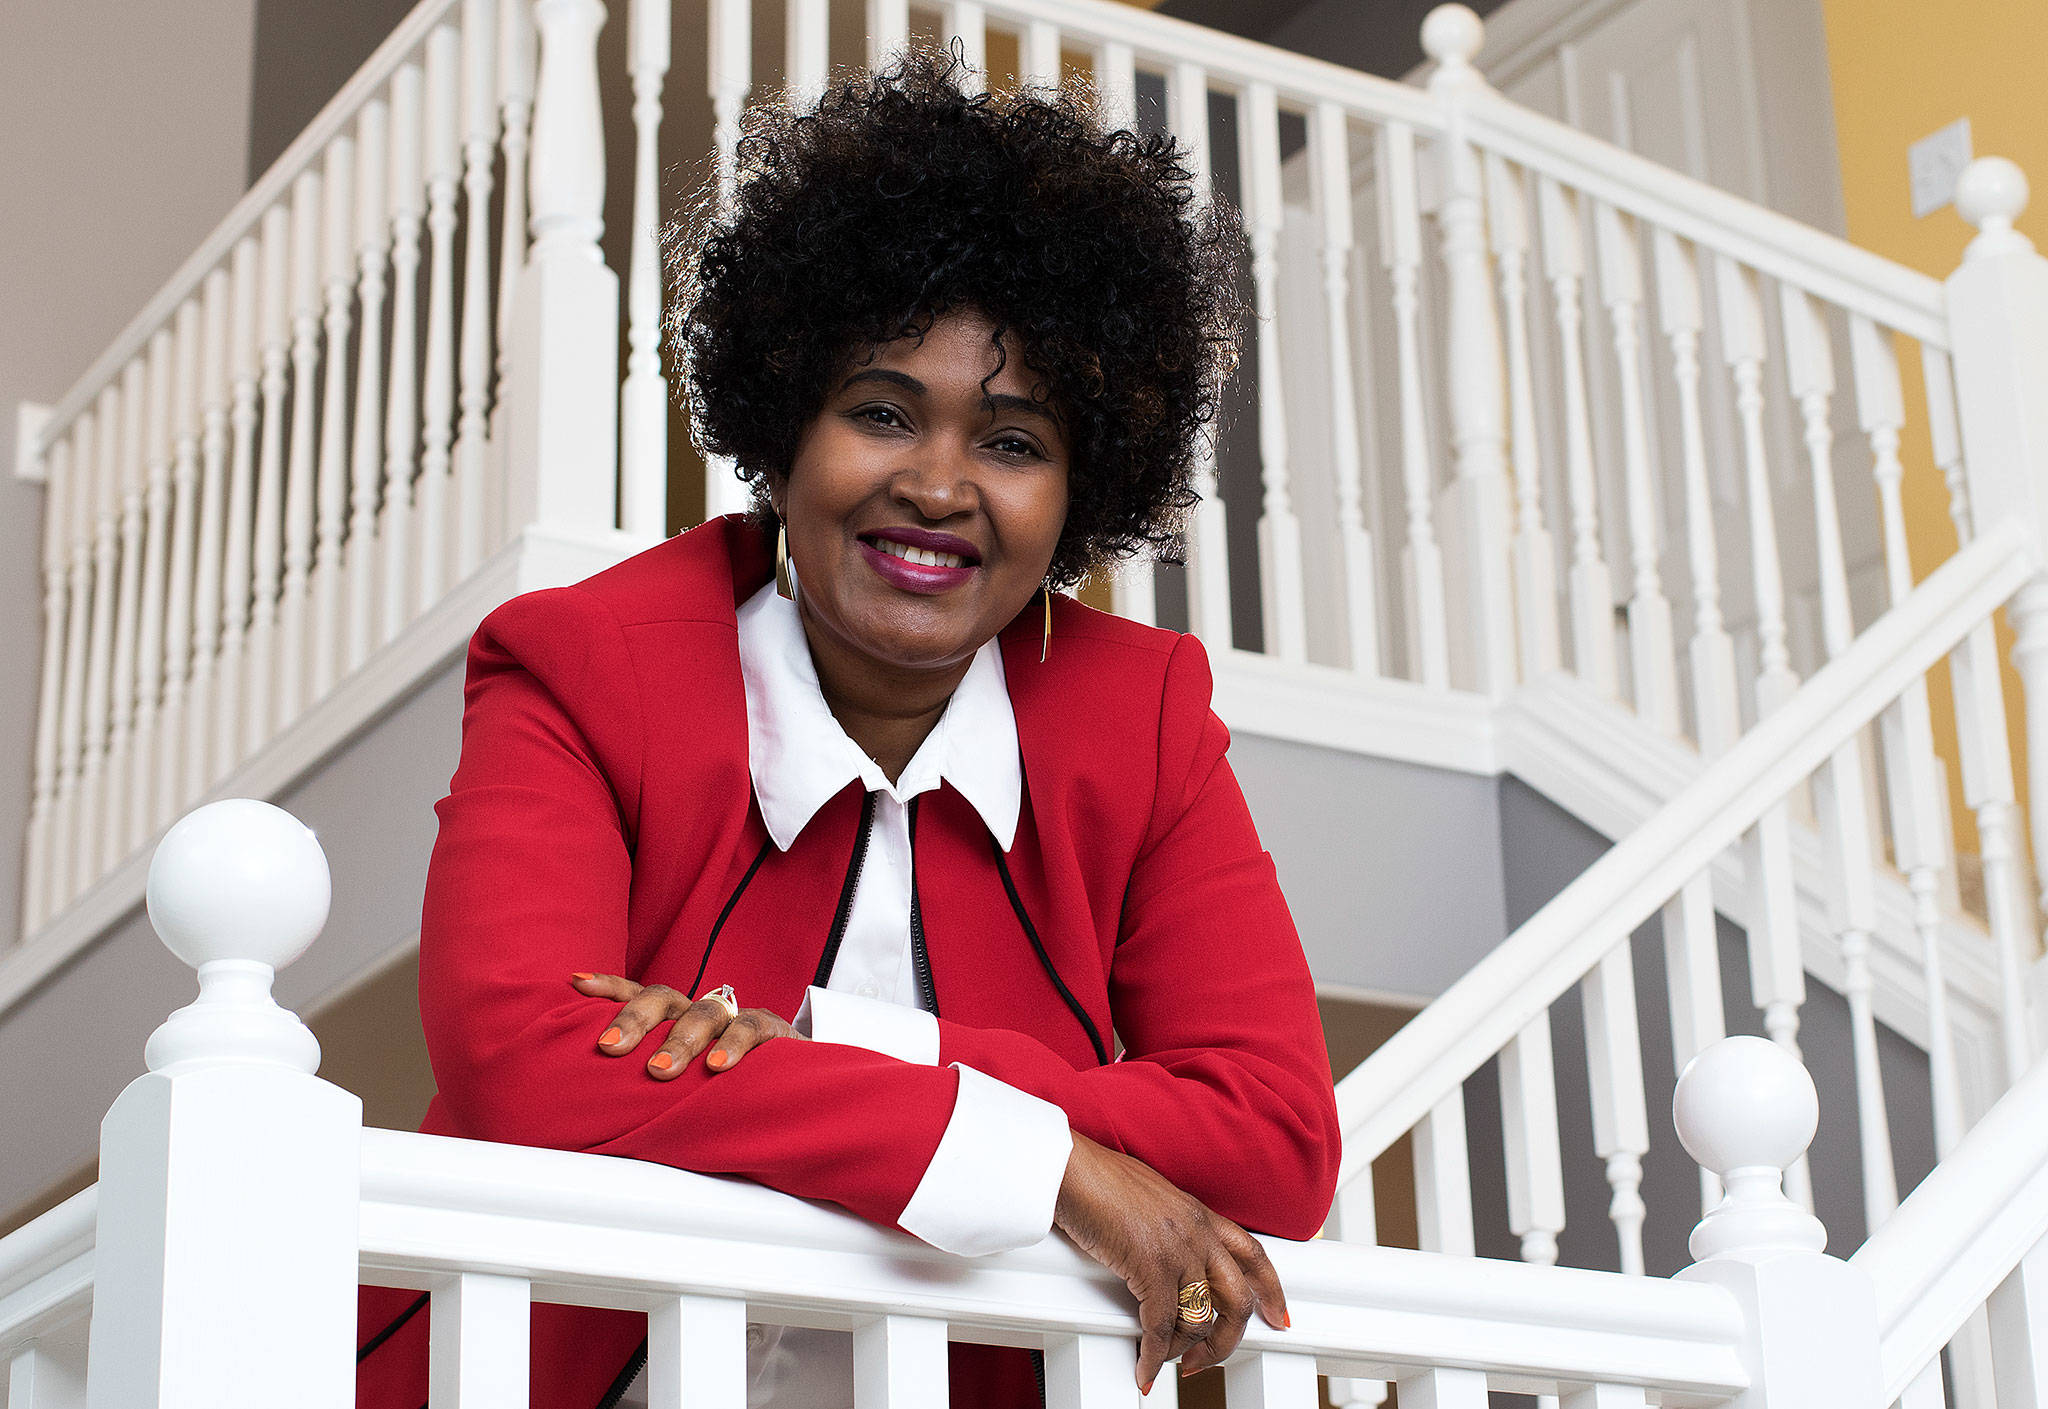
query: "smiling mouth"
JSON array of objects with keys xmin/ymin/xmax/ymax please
[{"xmin": 867, "ymin": 537, "xmax": 972, "ymax": 569}]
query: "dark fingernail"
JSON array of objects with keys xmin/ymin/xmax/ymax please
[
  {"xmin": 600, "ymin": 1027, "xmax": 622, "ymax": 1046},
  {"xmin": 649, "ymin": 1052, "xmax": 673, "ymax": 1072},
  {"xmin": 707, "ymin": 1050, "xmax": 731, "ymax": 1070}
]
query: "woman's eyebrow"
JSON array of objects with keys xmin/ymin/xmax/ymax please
[{"xmin": 840, "ymin": 367, "xmax": 1064, "ymax": 429}]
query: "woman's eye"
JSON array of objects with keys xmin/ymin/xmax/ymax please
[
  {"xmin": 854, "ymin": 405, "xmax": 906, "ymax": 429},
  {"xmin": 990, "ymin": 435, "xmax": 1042, "ymax": 459}
]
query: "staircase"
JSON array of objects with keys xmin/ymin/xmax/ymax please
[{"xmin": 7, "ymin": 0, "xmax": 2048, "ymax": 1404}]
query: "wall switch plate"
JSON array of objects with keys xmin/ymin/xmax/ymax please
[{"xmin": 1910, "ymin": 117, "xmax": 1973, "ymax": 218}]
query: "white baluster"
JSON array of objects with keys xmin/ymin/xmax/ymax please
[
  {"xmin": 87, "ymin": 800, "xmax": 360, "ymax": 1406},
  {"xmin": 429, "ymin": 1273, "xmax": 531, "ymax": 1406},
  {"xmin": 417, "ymin": 25, "xmax": 461, "ymax": 608},
  {"xmin": 1324, "ymin": 1175, "xmax": 1387, "ymax": 1409},
  {"xmin": 77, "ymin": 393, "xmax": 118, "ymax": 889},
  {"xmin": 1379, "ymin": 122, "xmax": 1447, "ymax": 686},
  {"xmin": 346, "ymin": 101, "xmax": 390, "ymax": 674},
  {"xmin": 279, "ymin": 169, "xmax": 324, "ymax": 727},
  {"xmin": 1396, "ymin": 1367, "xmax": 1488, "ymax": 1409},
  {"xmin": 701, "ymin": 0, "xmax": 752, "ymax": 521},
  {"xmin": 1240, "ymin": 80, "xmax": 1307, "ymax": 663},
  {"xmin": 1536, "ymin": 176, "xmax": 1616, "ymax": 696},
  {"xmin": 382, "ymin": 61, "xmax": 425, "ymax": 645},
  {"xmin": 1591, "ymin": 202, "xmax": 1678, "ymax": 733},
  {"xmin": 1583, "ymin": 944, "xmax": 1649, "ymax": 1273},
  {"xmin": 648, "ymin": 1295, "xmax": 748, "ymax": 1408},
  {"xmin": 224, "ymin": 231, "xmax": 267, "ymax": 765},
  {"xmin": 1562, "ymin": 1386, "xmax": 1646, "ymax": 1409},
  {"xmin": 853, "ymin": 1316, "xmax": 949, "ymax": 1409},
  {"xmin": 157, "ymin": 301, "xmax": 203, "ymax": 830},
  {"xmin": 1427, "ymin": 13, "xmax": 1516, "ymax": 695},
  {"xmin": 186, "ymin": 268, "xmax": 231, "ymax": 803},
  {"xmin": 1045, "ymin": 1333, "xmax": 1142, "ymax": 1409},
  {"xmin": 1781, "ymin": 285, "xmax": 1898, "ymax": 1232},
  {"xmin": 1093, "ymin": 41, "xmax": 1154, "ymax": 628},
  {"xmin": 492, "ymin": 0, "xmax": 537, "ymax": 550},
  {"xmin": 1487, "ymin": 154, "xmax": 1557, "ymax": 678},
  {"xmin": 1500, "ymin": 1012, "xmax": 1566, "ymax": 1267},
  {"xmin": 1413, "ymin": 1088, "xmax": 1475, "ymax": 1256},
  {"xmin": 1988, "ymin": 1234, "xmax": 2048, "ymax": 1407},
  {"xmin": 1021, "ymin": 20, "xmax": 1060, "ymax": 90},
  {"xmin": 6, "ymin": 1331, "xmax": 86, "ymax": 1409},
  {"xmin": 1170, "ymin": 61, "xmax": 1233, "ymax": 651},
  {"xmin": 507, "ymin": 0, "xmax": 621, "ymax": 535},
  {"xmin": 52, "ymin": 422, "xmax": 95, "ymax": 911},
  {"xmin": 1225, "ymin": 1352, "xmax": 1320, "ymax": 1408},
  {"xmin": 1674, "ymin": 1037, "xmax": 1883, "ymax": 1408},
  {"xmin": 866, "ymin": 0, "xmax": 908, "ymax": 70},
  {"xmin": 944, "ymin": 2, "xmax": 987, "ymax": 93},
  {"xmin": 455, "ymin": 0, "xmax": 499, "ymax": 580},
  {"xmin": 131, "ymin": 333, "xmax": 175, "ymax": 848},
  {"xmin": 621, "ymin": 0, "xmax": 671, "ymax": 539},
  {"xmin": 312, "ymin": 139, "xmax": 354, "ymax": 701},
  {"xmin": 1922, "ymin": 345, "xmax": 1971, "ymax": 543},
  {"xmin": 106, "ymin": 356, "xmax": 148, "ymax": 864},
  {"xmin": 1661, "ymin": 871, "xmax": 1726, "ymax": 1215},
  {"xmin": 1310, "ymin": 102, "xmax": 1377, "ymax": 673},
  {"xmin": 786, "ymin": 0, "xmax": 828, "ymax": 110},
  {"xmin": 25, "ymin": 428, "xmax": 69, "ymax": 932},
  {"xmin": 1851, "ymin": 314, "xmax": 1965, "ymax": 1156}
]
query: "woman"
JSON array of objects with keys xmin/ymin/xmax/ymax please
[{"xmin": 356, "ymin": 48, "xmax": 1339, "ymax": 1409}]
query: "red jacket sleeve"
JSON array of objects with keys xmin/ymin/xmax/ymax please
[
  {"xmin": 418, "ymin": 586, "xmax": 964, "ymax": 1230},
  {"xmin": 935, "ymin": 634, "xmax": 1341, "ymax": 1240}
]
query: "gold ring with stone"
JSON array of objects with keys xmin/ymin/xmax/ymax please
[
  {"xmin": 1176, "ymin": 1280, "xmax": 1217, "ymax": 1331},
  {"xmin": 699, "ymin": 984, "xmax": 740, "ymax": 1023}
]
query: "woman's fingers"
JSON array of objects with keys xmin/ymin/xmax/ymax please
[
  {"xmin": 594, "ymin": 984, "xmax": 694, "ymax": 1055},
  {"xmin": 1132, "ymin": 1269, "xmax": 1203, "ymax": 1396},
  {"xmin": 1215, "ymin": 1220, "xmax": 1290, "ymax": 1330},
  {"xmin": 1173, "ymin": 1245, "xmax": 1255, "ymax": 1378},
  {"xmin": 702, "ymin": 1009, "xmax": 792, "ymax": 1073},
  {"xmin": 569, "ymin": 971, "xmax": 642, "ymax": 1001},
  {"xmin": 644, "ymin": 999, "xmax": 781, "ymax": 1078}
]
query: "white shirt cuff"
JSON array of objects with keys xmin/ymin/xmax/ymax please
[
  {"xmin": 896, "ymin": 1064, "xmax": 1073, "ymax": 1257},
  {"xmin": 793, "ymin": 985, "xmax": 940, "ymax": 1065}
]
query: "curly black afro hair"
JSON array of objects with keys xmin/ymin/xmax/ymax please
[{"xmin": 665, "ymin": 44, "xmax": 1247, "ymax": 588}]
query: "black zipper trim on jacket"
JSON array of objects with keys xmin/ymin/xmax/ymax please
[
  {"xmin": 592, "ymin": 1338, "xmax": 649, "ymax": 1409},
  {"xmin": 991, "ymin": 837, "xmax": 1110, "ymax": 1066},
  {"xmin": 357, "ymin": 1290, "xmax": 429, "ymax": 1366},
  {"xmin": 690, "ymin": 833, "xmax": 776, "ymax": 998},
  {"xmin": 811, "ymin": 790, "xmax": 878, "ymax": 987},
  {"xmin": 907, "ymin": 797, "xmax": 939, "ymax": 1014}
]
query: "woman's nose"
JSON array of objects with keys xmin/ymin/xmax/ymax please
[{"xmin": 890, "ymin": 444, "xmax": 978, "ymax": 520}]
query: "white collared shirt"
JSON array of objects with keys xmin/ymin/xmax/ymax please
[{"xmin": 617, "ymin": 582, "xmax": 1070, "ymax": 1409}]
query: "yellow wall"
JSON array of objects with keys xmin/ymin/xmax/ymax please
[{"xmin": 1818, "ymin": 0, "xmax": 2048, "ymax": 858}]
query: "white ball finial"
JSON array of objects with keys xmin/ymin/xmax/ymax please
[
  {"xmin": 1421, "ymin": 5, "xmax": 1485, "ymax": 68},
  {"xmin": 1675, "ymin": 1037, "xmax": 1826, "ymax": 1262},
  {"xmin": 147, "ymin": 798, "xmax": 331, "ymax": 974},
  {"xmin": 1957, "ymin": 156, "xmax": 2029, "ymax": 231}
]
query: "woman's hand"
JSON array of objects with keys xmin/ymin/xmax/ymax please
[
  {"xmin": 1053, "ymin": 1132, "xmax": 1290, "ymax": 1393},
  {"xmin": 569, "ymin": 973, "xmax": 800, "ymax": 1079}
]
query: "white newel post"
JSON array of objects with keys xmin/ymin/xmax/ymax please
[
  {"xmin": 86, "ymin": 800, "xmax": 361, "ymax": 1409},
  {"xmin": 1672, "ymin": 1037, "xmax": 1882, "ymax": 1409},
  {"xmin": 1948, "ymin": 157, "xmax": 2048, "ymax": 981},
  {"xmin": 507, "ymin": 0, "xmax": 620, "ymax": 539},
  {"xmin": 1423, "ymin": 5, "xmax": 1517, "ymax": 697}
]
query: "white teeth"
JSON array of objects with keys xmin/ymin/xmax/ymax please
[{"xmin": 875, "ymin": 539, "xmax": 966, "ymax": 569}]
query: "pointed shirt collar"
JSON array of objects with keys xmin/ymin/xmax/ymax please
[{"xmin": 734, "ymin": 580, "xmax": 1022, "ymax": 853}]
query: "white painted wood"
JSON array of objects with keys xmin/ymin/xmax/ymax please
[
  {"xmin": 1380, "ymin": 122, "xmax": 1447, "ymax": 687},
  {"xmin": 7, "ymin": 1328, "xmax": 89, "ymax": 1409},
  {"xmin": 1661, "ymin": 871, "xmax": 1726, "ymax": 1214},
  {"xmin": 1309, "ymin": 101, "xmax": 1377, "ymax": 673},
  {"xmin": 621, "ymin": 0, "xmax": 671, "ymax": 541},
  {"xmin": 1090, "ymin": 40, "xmax": 1154, "ymax": 630},
  {"xmin": 280, "ymin": 167, "xmax": 325, "ymax": 728},
  {"xmin": 429, "ymin": 1272, "xmax": 530, "ymax": 1407},
  {"xmin": 1021, "ymin": 20, "xmax": 1061, "ymax": 90},
  {"xmin": 944, "ymin": 2, "xmax": 987, "ymax": 94},
  {"xmin": 647, "ymin": 1294, "xmax": 748, "ymax": 1408},
  {"xmin": 701, "ymin": 0, "xmax": 750, "ymax": 525},
  {"xmin": 1170, "ymin": 60, "xmax": 1232, "ymax": 653},
  {"xmin": 247, "ymin": 202, "xmax": 293, "ymax": 754},
  {"xmin": 185, "ymin": 268, "xmax": 232, "ymax": 808},
  {"xmin": 312, "ymin": 138, "xmax": 355, "ymax": 703},
  {"xmin": 130, "ymin": 332, "xmax": 174, "ymax": 851},
  {"xmin": 105, "ymin": 357, "xmax": 148, "ymax": 868},
  {"xmin": 1536, "ymin": 175, "xmax": 1616, "ymax": 695},
  {"xmin": 454, "ymin": 0, "xmax": 499, "ymax": 581},
  {"xmin": 381, "ymin": 61, "xmax": 425, "ymax": 646},
  {"xmin": 219, "ymin": 235, "xmax": 263, "ymax": 773},
  {"xmin": 23, "ymin": 424, "xmax": 69, "ymax": 933},
  {"xmin": 1323, "ymin": 1174, "xmax": 1387, "ymax": 1409},
  {"xmin": 1224, "ymin": 1350, "xmax": 1319, "ymax": 1408},
  {"xmin": 786, "ymin": 0, "xmax": 828, "ymax": 110},
  {"xmin": 1560, "ymin": 1383, "xmax": 1645, "ymax": 1409},
  {"xmin": 417, "ymin": 24, "xmax": 462, "ymax": 610},
  {"xmin": 1986, "ymin": 1232, "xmax": 2048, "ymax": 1407},
  {"xmin": 51, "ymin": 418, "xmax": 95, "ymax": 914},
  {"xmin": 156, "ymin": 301, "xmax": 202, "ymax": 833},
  {"xmin": 1413, "ymin": 1088, "xmax": 1475, "ymax": 1256},
  {"xmin": 853, "ymin": 1315, "xmax": 949, "ymax": 1409},
  {"xmin": 1499, "ymin": 1011, "xmax": 1566, "ymax": 1266},
  {"xmin": 76, "ymin": 388, "xmax": 121, "ymax": 891},
  {"xmin": 345, "ymin": 99, "xmax": 390, "ymax": 676},
  {"xmin": 495, "ymin": 0, "xmax": 536, "ymax": 420},
  {"xmin": 1044, "ymin": 1331, "xmax": 1140, "ymax": 1409},
  {"xmin": 866, "ymin": 0, "xmax": 909, "ymax": 71},
  {"xmin": 1487, "ymin": 153, "xmax": 1557, "ymax": 679},
  {"xmin": 1396, "ymin": 1366, "xmax": 1488, "ymax": 1409},
  {"xmin": 1239, "ymin": 80, "xmax": 1308, "ymax": 664},
  {"xmin": 1581, "ymin": 943, "xmax": 1648, "ymax": 1274}
]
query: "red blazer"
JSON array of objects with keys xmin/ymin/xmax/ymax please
[{"xmin": 356, "ymin": 516, "xmax": 1340, "ymax": 1409}]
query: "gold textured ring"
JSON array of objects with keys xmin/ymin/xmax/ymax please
[
  {"xmin": 698, "ymin": 984, "xmax": 740, "ymax": 1023},
  {"xmin": 1176, "ymin": 1280, "xmax": 1218, "ymax": 1331}
]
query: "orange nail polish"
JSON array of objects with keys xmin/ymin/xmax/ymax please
[
  {"xmin": 1140, "ymin": 1381, "xmax": 1154, "ymax": 1398},
  {"xmin": 1277, "ymin": 1310, "xmax": 1292, "ymax": 1329},
  {"xmin": 649, "ymin": 1052, "xmax": 673, "ymax": 1071},
  {"xmin": 600, "ymin": 1027, "xmax": 622, "ymax": 1046},
  {"xmin": 706, "ymin": 1050, "xmax": 731, "ymax": 1070},
  {"xmin": 572, "ymin": 971, "xmax": 596, "ymax": 982}
]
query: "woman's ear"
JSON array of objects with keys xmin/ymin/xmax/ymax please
[{"xmin": 764, "ymin": 470, "xmax": 788, "ymax": 522}]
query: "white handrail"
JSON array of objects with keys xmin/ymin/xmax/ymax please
[
  {"xmin": 1852, "ymin": 1053, "xmax": 2048, "ymax": 1401},
  {"xmin": 0, "ymin": 1187, "xmax": 96, "ymax": 1353},
  {"xmin": 1336, "ymin": 522, "xmax": 2039, "ymax": 1177}
]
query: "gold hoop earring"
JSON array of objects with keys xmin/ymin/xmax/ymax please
[
  {"xmin": 776, "ymin": 524, "xmax": 795, "ymax": 601},
  {"xmin": 1041, "ymin": 583, "xmax": 1052, "ymax": 663}
]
